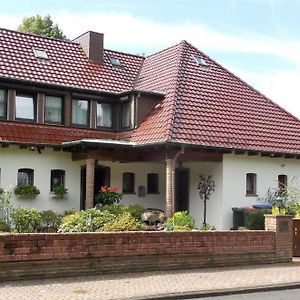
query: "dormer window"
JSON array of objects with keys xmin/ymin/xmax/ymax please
[
  {"xmin": 193, "ymin": 55, "xmax": 207, "ymax": 66},
  {"xmin": 109, "ymin": 56, "xmax": 122, "ymax": 67},
  {"xmin": 97, "ymin": 102, "xmax": 112, "ymax": 128},
  {"xmin": 33, "ymin": 48, "xmax": 49, "ymax": 60}
]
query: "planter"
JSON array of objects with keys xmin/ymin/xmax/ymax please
[{"xmin": 50, "ymin": 192, "xmax": 68, "ymax": 199}]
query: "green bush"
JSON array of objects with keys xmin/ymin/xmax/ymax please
[
  {"xmin": 0, "ymin": 219, "xmax": 10, "ymax": 232},
  {"xmin": 199, "ymin": 224, "xmax": 216, "ymax": 231},
  {"xmin": 100, "ymin": 204, "xmax": 144, "ymax": 220},
  {"xmin": 58, "ymin": 208, "xmax": 115, "ymax": 232},
  {"xmin": 244, "ymin": 209, "xmax": 271, "ymax": 230},
  {"xmin": 164, "ymin": 211, "xmax": 195, "ymax": 231},
  {"xmin": 101, "ymin": 212, "xmax": 143, "ymax": 231},
  {"xmin": 285, "ymin": 200, "xmax": 300, "ymax": 216},
  {"xmin": 14, "ymin": 184, "xmax": 40, "ymax": 198},
  {"xmin": 11, "ymin": 207, "xmax": 42, "ymax": 233},
  {"xmin": 52, "ymin": 185, "xmax": 68, "ymax": 197},
  {"xmin": 39, "ymin": 210, "xmax": 61, "ymax": 232}
]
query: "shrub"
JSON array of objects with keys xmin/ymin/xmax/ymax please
[
  {"xmin": 244, "ymin": 209, "xmax": 271, "ymax": 230},
  {"xmin": 0, "ymin": 219, "xmax": 10, "ymax": 232},
  {"xmin": 285, "ymin": 200, "xmax": 300, "ymax": 216},
  {"xmin": 199, "ymin": 224, "xmax": 216, "ymax": 231},
  {"xmin": 95, "ymin": 186, "xmax": 122, "ymax": 206},
  {"xmin": 58, "ymin": 209, "xmax": 115, "ymax": 232},
  {"xmin": 164, "ymin": 211, "xmax": 195, "ymax": 231},
  {"xmin": 39, "ymin": 210, "xmax": 61, "ymax": 232},
  {"xmin": 101, "ymin": 212, "xmax": 143, "ymax": 231},
  {"xmin": 100, "ymin": 204, "xmax": 144, "ymax": 220},
  {"xmin": 14, "ymin": 184, "xmax": 40, "ymax": 198},
  {"xmin": 11, "ymin": 207, "xmax": 42, "ymax": 233}
]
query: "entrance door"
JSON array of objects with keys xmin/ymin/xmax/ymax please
[
  {"xmin": 80, "ymin": 165, "xmax": 110, "ymax": 209},
  {"xmin": 175, "ymin": 168, "xmax": 190, "ymax": 212},
  {"xmin": 293, "ymin": 219, "xmax": 300, "ymax": 257}
]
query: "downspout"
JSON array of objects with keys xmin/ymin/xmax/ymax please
[{"xmin": 171, "ymin": 144, "xmax": 185, "ymax": 213}]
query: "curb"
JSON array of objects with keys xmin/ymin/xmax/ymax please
[{"xmin": 134, "ymin": 282, "xmax": 300, "ymax": 300}]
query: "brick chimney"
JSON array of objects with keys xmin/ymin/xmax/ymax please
[{"xmin": 73, "ymin": 31, "xmax": 104, "ymax": 64}]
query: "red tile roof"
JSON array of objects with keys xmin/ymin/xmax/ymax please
[
  {"xmin": 1, "ymin": 28, "xmax": 300, "ymax": 154},
  {"xmin": 0, "ymin": 28, "xmax": 143, "ymax": 93}
]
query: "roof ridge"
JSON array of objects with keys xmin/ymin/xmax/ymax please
[
  {"xmin": 0, "ymin": 27, "xmax": 74, "ymax": 44},
  {"xmin": 184, "ymin": 40, "xmax": 300, "ymax": 124},
  {"xmin": 165, "ymin": 41, "xmax": 187, "ymax": 141},
  {"xmin": 104, "ymin": 48, "xmax": 145, "ymax": 59}
]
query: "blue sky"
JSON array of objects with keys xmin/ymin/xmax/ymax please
[{"xmin": 0, "ymin": 0, "xmax": 300, "ymax": 117}]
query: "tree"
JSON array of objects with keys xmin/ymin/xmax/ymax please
[
  {"xmin": 198, "ymin": 175, "xmax": 215, "ymax": 226},
  {"xmin": 17, "ymin": 15, "xmax": 67, "ymax": 40}
]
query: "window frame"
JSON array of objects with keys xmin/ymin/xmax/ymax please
[
  {"xmin": 147, "ymin": 173, "xmax": 159, "ymax": 194},
  {"xmin": 50, "ymin": 169, "xmax": 65, "ymax": 191},
  {"xmin": 122, "ymin": 172, "xmax": 135, "ymax": 194},
  {"xmin": 96, "ymin": 102, "xmax": 113, "ymax": 129},
  {"xmin": 246, "ymin": 173, "xmax": 257, "ymax": 196},
  {"xmin": 121, "ymin": 101, "xmax": 131, "ymax": 129},
  {"xmin": 15, "ymin": 93, "xmax": 36, "ymax": 122},
  {"xmin": 0, "ymin": 89, "xmax": 7, "ymax": 120},
  {"xmin": 44, "ymin": 95, "xmax": 63, "ymax": 125},
  {"xmin": 17, "ymin": 168, "xmax": 34, "ymax": 186},
  {"xmin": 71, "ymin": 99, "xmax": 90, "ymax": 127}
]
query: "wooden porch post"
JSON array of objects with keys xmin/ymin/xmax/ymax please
[
  {"xmin": 166, "ymin": 158, "xmax": 174, "ymax": 218},
  {"xmin": 86, "ymin": 158, "xmax": 95, "ymax": 209}
]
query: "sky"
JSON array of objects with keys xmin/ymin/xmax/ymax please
[{"xmin": 0, "ymin": 0, "xmax": 300, "ymax": 118}]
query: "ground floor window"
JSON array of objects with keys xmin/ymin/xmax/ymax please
[
  {"xmin": 246, "ymin": 173, "xmax": 257, "ymax": 195},
  {"xmin": 122, "ymin": 172, "xmax": 135, "ymax": 193},
  {"xmin": 17, "ymin": 168, "xmax": 34, "ymax": 185},
  {"xmin": 147, "ymin": 173, "xmax": 159, "ymax": 194},
  {"xmin": 51, "ymin": 169, "xmax": 65, "ymax": 191}
]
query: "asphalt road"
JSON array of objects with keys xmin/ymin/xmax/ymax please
[{"xmin": 188, "ymin": 288, "xmax": 300, "ymax": 300}]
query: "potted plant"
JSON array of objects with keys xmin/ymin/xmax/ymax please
[
  {"xmin": 51, "ymin": 185, "xmax": 68, "ymax": 198},
  {"xmin": 14, "ymin": 184, "xmax": 40, "ymax": 199}
]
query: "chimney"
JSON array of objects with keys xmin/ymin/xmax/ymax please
[{"xmin": 73, "ymin": 31, "xmax": 104, "ymax": 64}]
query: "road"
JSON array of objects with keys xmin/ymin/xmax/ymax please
[{"xmin": 189, "ymin": 288, "xmax": 300, "ymax": 300}]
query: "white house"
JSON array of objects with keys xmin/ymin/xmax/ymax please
[{"xmin": 0, "ymin": 28, "xmax": 300, "ymax": 229}]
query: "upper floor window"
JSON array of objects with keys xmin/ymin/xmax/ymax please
[
  {"xmin": 97, "ymin": 102, "xmax": 112, "ymax": 128},
  {"xmin": 17, "ymin": 168, "xmax": 34, "ymax": 185},
  {"xmin": 147, "ymin": 173, "xmax": 159, "ymax": 194},
  {"xmin": 45, "ymin": 95, "xmax": 63, "ymax": 124},
  {"xmin": 51, "ymin": 169, "xmax": 65, "ymax": 191},
  {"xmin": 0, "ymin": 89, "xmax": 7, "ymax": 119},
  {"xmin": 72, "ymin": 99, "xmax": 89, "ymax": 126},
  {"xmin": 122, "ymin": 172, "xmax": 135, "ymax": 193},
  {"xmin": 121, "ymin": 102, "xmax": 130, "ymax": 128},
  {"xmin": 16, "ymin": 93, "xmax": 35, "ymax": 121},
  {"xmin": 246, "ymin": 173, "xmax": 257, "ymax": 195},
  {"xmin": 278, "ymin": 174, "xmax": 287, "ymax": 191}
]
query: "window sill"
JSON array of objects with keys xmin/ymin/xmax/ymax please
[
  {"xmin": 122, "ymin": 192, "xmax": 136, "ymax": 195},
  {"xmin": 245, "ymin": 194, "xmax": 258, "ymax": 197},
  {"xmin": 147, "ymin": 192, "xmax": 160, "ymax": 195}
]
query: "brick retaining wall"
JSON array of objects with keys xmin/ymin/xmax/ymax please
[{"xmin": 0, "ymin": 215, "xmax": 293, "ymax": 280}]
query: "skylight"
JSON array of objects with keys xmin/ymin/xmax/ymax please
[
  {"xmin": 193, "ymin": 55, "xmax": 207, "ymax": 66},
  {"xmin": 33, "ymin": 48, "xmax": 49, "ymax": 60},
  {"xmin": 109, "ymin": 56, "xmax": 122, "ymax": 67}
]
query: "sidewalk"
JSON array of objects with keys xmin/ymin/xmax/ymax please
[{"xmin": 1, "ymin": 261, "xmax": 300, "ymax": 300}]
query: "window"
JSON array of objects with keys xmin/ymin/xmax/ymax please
[
  {"xmin": 193, "ymin": 55, "xmax": 208, "ymax": 66},
  {"xmin": 97, "ymin": 102, "xmax": 112, "ymax": 128},
  {"xmin": 72, "ymin": 99, "xmax": 89, "ymax": 126},
  {"xmin": 246, "ymin": 173, "xmax": 257, "ymax": 195},
  {"xmin": 33, "ymin": 48, "xmax": 49, "ymax": 60},
  {"xmin": 17, "ymin": 168, "xmax": 34, "ymax": 185},
  {"xmin": 16, "ymin": 94, "xmax": 35, "ymax": 121},
  {"xmin": 45, "ymin": 95, "xmax": 63, "ymax": 124},
  {"xmin": 147, "ymin": 173, "xmax": 159, "ymax": 194},
  {"xmin": 50, "ymin": 169, "xmax": 65, "ymax": 191},
  {"xmin": 121, "ymin": 102, "xmax": 130, "ymax": 128},
  {"xmin": 108, "ymin": 56, "xmax": 122, "ymax": 67},
  {"xmin": 0, "ymin": 89, "xmax": 7, "ymax": 119},
  {"xmin": 122, "ymin": 172, "xmax": 135, "ymax": 193},
  {"xmin": 278, "ymin": 175, "xmax": 287, "ymax": 191}
]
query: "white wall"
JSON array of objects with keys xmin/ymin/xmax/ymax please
[
  {"xmin": 96, "ymin": 161, "xmax": 166, "ymax": 210},
  {"xmin": 184, "ymin": 161, "xmax": 223, "ymax": 229},
  {"xmin": 0, "ymin": 146, "xmax": 81, "ymax": 212},
  {"xmin": 222, "ymin": 153, "xmax": 300, "ymax": 229}
]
